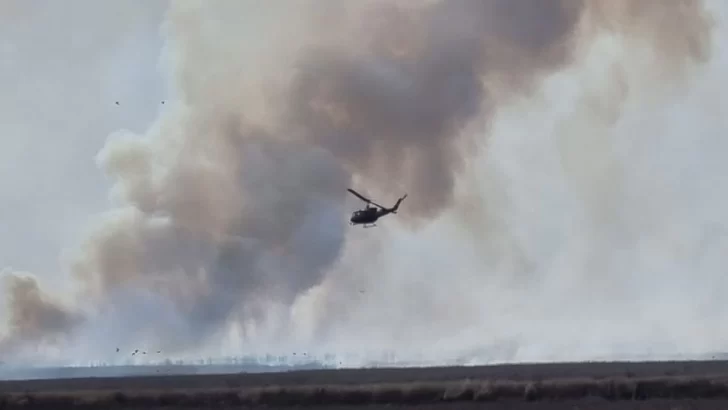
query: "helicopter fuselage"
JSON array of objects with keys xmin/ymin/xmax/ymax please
[{"xmin": 349, "ymin": 207, "xmax": 382, "ymax": 225}]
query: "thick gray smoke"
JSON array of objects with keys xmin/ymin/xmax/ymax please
[
  {"xmin": 0, "ymin": 0, "xmax": 719, "ymax": 364},
  {"xmin": 0, "ymin": 272, "xmax": 81, "ymax": 353},
  {"xmin": 285, "ymin": 0, "xmax": 587, "ymax": 220}
]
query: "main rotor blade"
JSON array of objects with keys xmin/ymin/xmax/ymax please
[
  {"xmin": 347, "ymin": 188, "xmax": 370, "ymax": 202},
  {"xmin": 348, "ymin": 188, "xmax": 386, "ymax": 209}
]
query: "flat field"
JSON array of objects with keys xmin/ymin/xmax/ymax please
[{"xmin": 3, "ymin": 360, "xmax": 728, "ymax": 408}]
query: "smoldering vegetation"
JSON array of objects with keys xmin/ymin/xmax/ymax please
[
  {"xmin": 3, "ymin": 360, "xmax": 728, "ymax": 408},
  {"xmin": 3, "ymin": 375, "xmax": 728, "ymax": 408},
  {"xmin": 0, "ymin": 0, "xmax": 718, "ymax": 361}
]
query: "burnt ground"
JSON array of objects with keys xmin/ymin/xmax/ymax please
[
  {"xmin": 3, "ymin": 360, "xmax": 728, "ymax": 408},
  {"xmin": 2, "ymin": 359, "xmax": 728, "ymax": 393}
]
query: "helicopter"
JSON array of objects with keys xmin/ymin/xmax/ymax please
[{"xmin": 348, "ymin": 188, "xmax": 407, "ymax": 228}]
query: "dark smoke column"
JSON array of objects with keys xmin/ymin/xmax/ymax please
[{"xmin": 282, "ymin": 0, "xmax": 585, "ymax": 223}]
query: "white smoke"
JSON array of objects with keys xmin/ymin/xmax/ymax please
[{"xmin": 315, "ymin": 1, "xmax": 728, "ymax": 363}]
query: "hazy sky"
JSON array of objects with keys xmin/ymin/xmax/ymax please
[
  {"xmin": 2, "ymin": 0, "xmax": 728, "ymax": 366},
  {"xmin": 0, "ymin": 1, "xmax": 168, "ymax": 281}
]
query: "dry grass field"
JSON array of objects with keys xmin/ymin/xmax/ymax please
[{"xmin": 3, "ymin": 360, "xmax": 728, "ymax": 408}]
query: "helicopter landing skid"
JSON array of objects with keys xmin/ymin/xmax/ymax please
[{"xmin": 349, "ymin": 222, "xmax": 377, "ymax": 228}]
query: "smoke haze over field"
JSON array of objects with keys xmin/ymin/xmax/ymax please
[{"xmin": 1, "ymin": 0, "xmax": 727, "ymax": 365}]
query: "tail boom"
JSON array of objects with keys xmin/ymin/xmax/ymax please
[{"xmin": 390, "ymin": 194, "xmax": 407, "ymax": 213}]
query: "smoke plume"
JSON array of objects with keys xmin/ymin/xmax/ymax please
[
  {"xmin": 284, "ymin": 0, "xmax": 588, "ymax": 220},
  {"xmin": 0, "ymin": 0, "xmax": 720, "ymax": 364},
  {"xmin": 0, "ymin": 272, "xmax": 81, "ymax": 350}
]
